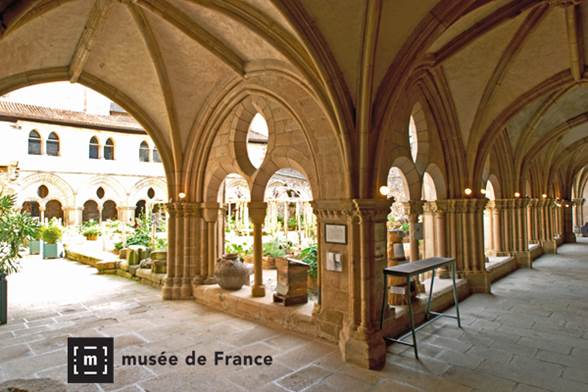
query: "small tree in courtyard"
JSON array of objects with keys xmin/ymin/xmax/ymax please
[{"xmin": 0, "ymin": 193, "xmax": 40, "ymax": 324}]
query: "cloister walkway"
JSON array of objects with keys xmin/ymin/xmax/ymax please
[{"xmin": 1, "ymin": 240, "xmax": 587, "ymax": 391}]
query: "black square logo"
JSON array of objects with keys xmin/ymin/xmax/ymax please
[{"xmin": 68, "ymin": 337, "xmax": 114, "ymax": 383}]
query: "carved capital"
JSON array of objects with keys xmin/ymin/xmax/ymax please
[
  {"xmin": 311, "ymin": 199, "xmax": 356, "ymax": 220},
  {"xmin": 247, "ymin": 201, "xmax": 267, "ymax": 224},
  {"xmin": 201, "ymin": 201, "xmax": 220, "ymax": 222},
  {"xmin": 353, "ymin": 198, "xmax": 393, "ymax": 223},
  {"xmin": 401, "ymin": 200, "xmax": 424, "ymax": 216}
]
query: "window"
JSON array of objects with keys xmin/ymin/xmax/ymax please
[
  {"xmin": 153, "ymin": 146, "xmax": 161, "ymax": 163},
  {"xmin": 104, "ymin": 138, "xmax": 114, "ymax": 160},
  {"xmin": 89, "ymin": 136, "xmax": 100, "ymax": 159},
  {"xmin": 139, "ymin": 141, "xmax": 150, "ymax": 162},
  {"xmin": 46, "ymin": 132, "xmax": 59, "ymax": 156},
  {"xmin": 28, "ymin": 130, "xmax": 42, "ymax": 155}
]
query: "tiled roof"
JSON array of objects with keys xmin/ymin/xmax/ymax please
[{"xmin": 0, "ymin": 99, "xmax": 144, "ymax": 132}]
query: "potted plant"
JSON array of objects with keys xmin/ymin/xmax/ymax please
[
  {"xmin": 81, "ymin": 220, "xmax": 101, "ymax": 240},
  {"xmin": 28, "ymin": 227, "xmax": 41, "ymax": 255},
  {"xmin": 0, "ymin": 193, "xmax": 39, "ymax": 324},
  {"xmin": 40, "ymin": 224, "xmax": 62, "ymax": 259},
  {"xmin": 263, "ymin": 236, "xmax": 288, "ymax": 269}
]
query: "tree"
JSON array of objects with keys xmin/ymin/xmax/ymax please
[{"xmin": 0, "ymin": 193, "xmax": 39, "ymax": 276}]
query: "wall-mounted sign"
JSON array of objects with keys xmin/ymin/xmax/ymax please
[
  {"xmin": 325, "ymin": 223, "xmax": 347, "ymax": 244},
  {"xmin": 326, "ymin": 252, "xmax": 343, "ymax": 272}
]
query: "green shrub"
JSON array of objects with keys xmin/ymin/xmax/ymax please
[
  {"xmin": 0, "ymin": 193, "xmax": 40, "ymax": 276},
  {"xmin": 263, "ymin": 236, "xmax": 289, "ymax": 257},
  {"xmin": 40, "ymin": 224, "xmax": 62, "ymax": 244},
  {"xmin": 225, "ymin": 239, "xmax": 251, "ymax": 257},
  {"xmin": 114, "ymin": 241, "xmax": 124, "ymax": 251},
  {"xmin": 300, "ymin": 244, "xmax": 318, "ymax": 279},
  {"xmin": 81, "ymin": 220, "xmax": 101, "ymax": 237}
]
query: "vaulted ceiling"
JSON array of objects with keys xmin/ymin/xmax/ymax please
[{"xmin": 0, "ymin": 0, "xmax": 585, "ymax": 197}]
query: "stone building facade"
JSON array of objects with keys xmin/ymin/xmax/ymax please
[{"xmin": 0, "ymin": 98, "xmax": 167, "ymax": 225}]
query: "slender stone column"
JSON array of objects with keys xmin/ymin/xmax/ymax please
[
  {"xmin": 562, "ymin": 200, "xmax": 576, "ymax": 243},
  {"xmin": 202, "ymin": 202, "xmax": 219, "ymax": 284},
  {"xmin": 445, "ymin": 199, "xmax": 489, "ymax": 293},
  {"xmin": 173, "ymin": 203, "xmax": 185, "ymax": 298},
  {"xmin": 248, "ymin": 202, "xmax": 267, "ymax": 297},
  {"xmin": 402, "ymin": 201, "xmax": 423, "ymax": 262},
  {"xmin": 527, "ymin": 199, "xmax": 539, "ymax": 243},
  {"xmin": 190, "ymin": 206, "xmax": 203, "ymax": 285},
  {"xmin": 162, "ymin": 202, "xmax": 177, "ymax": 299},
  {"xmin": 181, "ymin": 203, "xmax": 198, "ymax": 298},
  {"xmin": 423, "ymin": 201, "xmax": 449, "ymax": 276}
]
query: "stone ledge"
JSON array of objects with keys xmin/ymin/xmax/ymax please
[
  {"xmin": 382, "ymin": 278, "xmax": 470, "ymax": 338},
  {"xmin": 486, "ymin": 256, "xmax": 517, "ymax": 283},
  {"xmin": 193, "ymin": 284, "xmax": 319, "ymax": 338}
]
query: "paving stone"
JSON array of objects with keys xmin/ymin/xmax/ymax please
[{"xmin": 276, "ymin": 365, "xmax": 332, "ymax": 392}]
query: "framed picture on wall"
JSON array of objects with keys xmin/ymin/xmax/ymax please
[{"xmin": 325, "ymin": 223, "xmax": 347, "ymax": 244}]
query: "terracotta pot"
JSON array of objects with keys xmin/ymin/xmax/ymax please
[
  {"xmin": 85, "ymin": 234, "xmax": 98, "ymax": 241},
  {"xmin": 215, "ymin": 253, "xmax": 249, "ymax": 290}
]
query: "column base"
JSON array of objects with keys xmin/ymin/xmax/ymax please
[
  {"xmin": 251, "ymin": 284, "xmax": 266, "ymax": 297},
  {"xmin": 162, "ymin": 277, "xmax": 175, "ymax": 300},
  {"xmin": 511, "ymin": 251, "xmax": 532, "ymax": 268},
  {"xmin": 541, "ymin": 239, "xmax": 557, "ymax": 254},
  {"xmin": 192, "ymin": 275, "xmax": 203, "ymax": 285},
  {"xmin": 339, "ymin": 325, "xmax": 386, "ymax": 370},
  {"xmin": 180, "ymin": 279, "xmax": 193, "ymax": 299},
  {"xmin": 563, "ymin": 234, "xmax": 577, "ymax": 243},
  {"xmin": 464, "ymin": 271, "xmax": 491, "ymax": 293}
]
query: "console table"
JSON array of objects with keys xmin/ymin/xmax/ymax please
[{"xmin": 380, "ymin": 256, "xmax": 461, "ymax": 359}]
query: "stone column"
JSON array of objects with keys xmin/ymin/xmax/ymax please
[
  {"xmin": 527, "ymin": 199, "xmax": 539, "ymax": 244},
  {"xmin": 513, "ymin": 199, "xmax": 531, "ymax": 267},
  {"xmin": 162, "ymin": 202, "xmax": 177, "ymax": 299},
  {"xmin": 445, "ymin": 199, "xmax": 489, "ymax": 293},
  {"xmin": 339, "ymin": 199, "xmax": 391, "ymax": 370},
  {"xmin": 402, "ymin": 201, "xmax": 423, "ymax": 262},
  {"xmin": 202, "ymin": 202, "xmax": 219, "ymax": 284},
  {"xmin": 189, "ymin": 205, "xmax": 203, "ymax": 285},
  {"xmin": 539, "ymin": 199, "xmax": 557, "ymax": 253},
  {"xmin": 174, "ymin": 203, "xmax": 185, "ymax": 298},
  {"xmin": 181, "ymin": 203, "xmax": 198, "ymax": 298},
  {"xmin": 119, "ymin": 206, "xmax": 135, "ymax": 225},
  {"xmin": 248, "ymin": 202, "xmax": 267, "ymax": 297},
  {"xmin": 562, "ymin": 200, "xmax": 576, "ymax": 243},
  {"xmin": 423, "ymin": 201, "xmax": 449, "ymax": 277}
]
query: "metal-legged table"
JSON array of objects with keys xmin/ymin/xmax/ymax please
[{"xmin": 380, "ymin": 257, "xmax": 461, "ymax": 359}]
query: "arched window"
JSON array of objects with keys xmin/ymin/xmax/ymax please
[
  {"xmin": 139, "ymin": 141, "xmax": 150, "ymax": 162},
  {"xmin": 89, "ymin": 136, "xmax": 100, "ymax": 159},
  {"xmin": 246, "ymin": 113, "xmax": 269, "ymax": 168},
  {"xmin": 153, "ymin": 146, "xmax": 161, "ymax": 163},
  {"xmin": 104, "ymin": 138, "xmax": 114, "ymax": 160},
  {"xmin": 408, "ymin": 116, "xmax": 418, "ymax": 162},
  {"xmin": 46, "ymin": 132, "xmax": 60, "ymax": 156},
  {"xmin": 28, "ymin": 130, "xmax": 42, "ymax": 155}
]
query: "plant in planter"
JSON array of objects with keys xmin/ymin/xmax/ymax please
[
  {"xmin": 262, "ymin": 236, "xmax": 289, "ymax": 269},
  {"xmin": 40, "ymin": 224, "xmax": 62, "ymax": 259},
  {"xmin": 0, "ymin": 193, "xmax": 40, "ymax": 324},
  {"xmin": 81, "ymin": 220, "xmax": 101, "ymax": 240},
  {"xmin": 28, "ymin": 226, "xmax": 41, "ymax": 255}
]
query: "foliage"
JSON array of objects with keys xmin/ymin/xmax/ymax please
[
  {"xmin": 152, "ymin": 237, "xmax": 167, "ymax": 250},
  {"xmin": 299, "ymin": 244, "xmax": 318, "ymax": 280},
  {"xmin": 114, "ymin": 241, "xmax": 124, "ymax": 251},
  {"xmin": 40, "ymin": 224, "xmax": 62, "ymax": 244},
  {"xmin": 0, "ymin": 193, "xmax": 40, "ymax": 276},
  {"xmin": 287, "ymin": 217, "xmax": 298, "ymax": 230},
  {"xmin": 263, "ymin": 236, "xmax": 290, "ymax": 257},
  {"xmin": 126, "ymin": 214, "xmax": 153, "ymax": 248},
  {"xmin": 225, "ymin": 239, "xmax": 252, "ymax": 257},
  {"xmin": 81, "ymin": 220, "xmax": 101, "ymax": 237}
]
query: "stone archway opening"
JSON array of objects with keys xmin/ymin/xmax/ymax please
[
  {"xmin": 82, "ymin": 200, "xmax": 100, "ymax": 223},
  {"xmin": 101, "ymin": 200, "xmax": 118, "ymax": 221},
  {"xmin": 45, "ymin": 199, "xmax": 64, "ymax": 223}
]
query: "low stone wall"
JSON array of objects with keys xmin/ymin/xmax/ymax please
[
  {"xmin": 486, "ymin": 256, "xmax": 517, "ymax": 283},
  {"xmin": 381, "ymin": 279, "xmax": 470, "ymax": 339},
  {"xmin": 193, "ymin": 284, "xmax": 320, "ymax": 339},
  {"xmin": 65, "ymin": 249, "xmax": 118, "ymax": 274}
]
